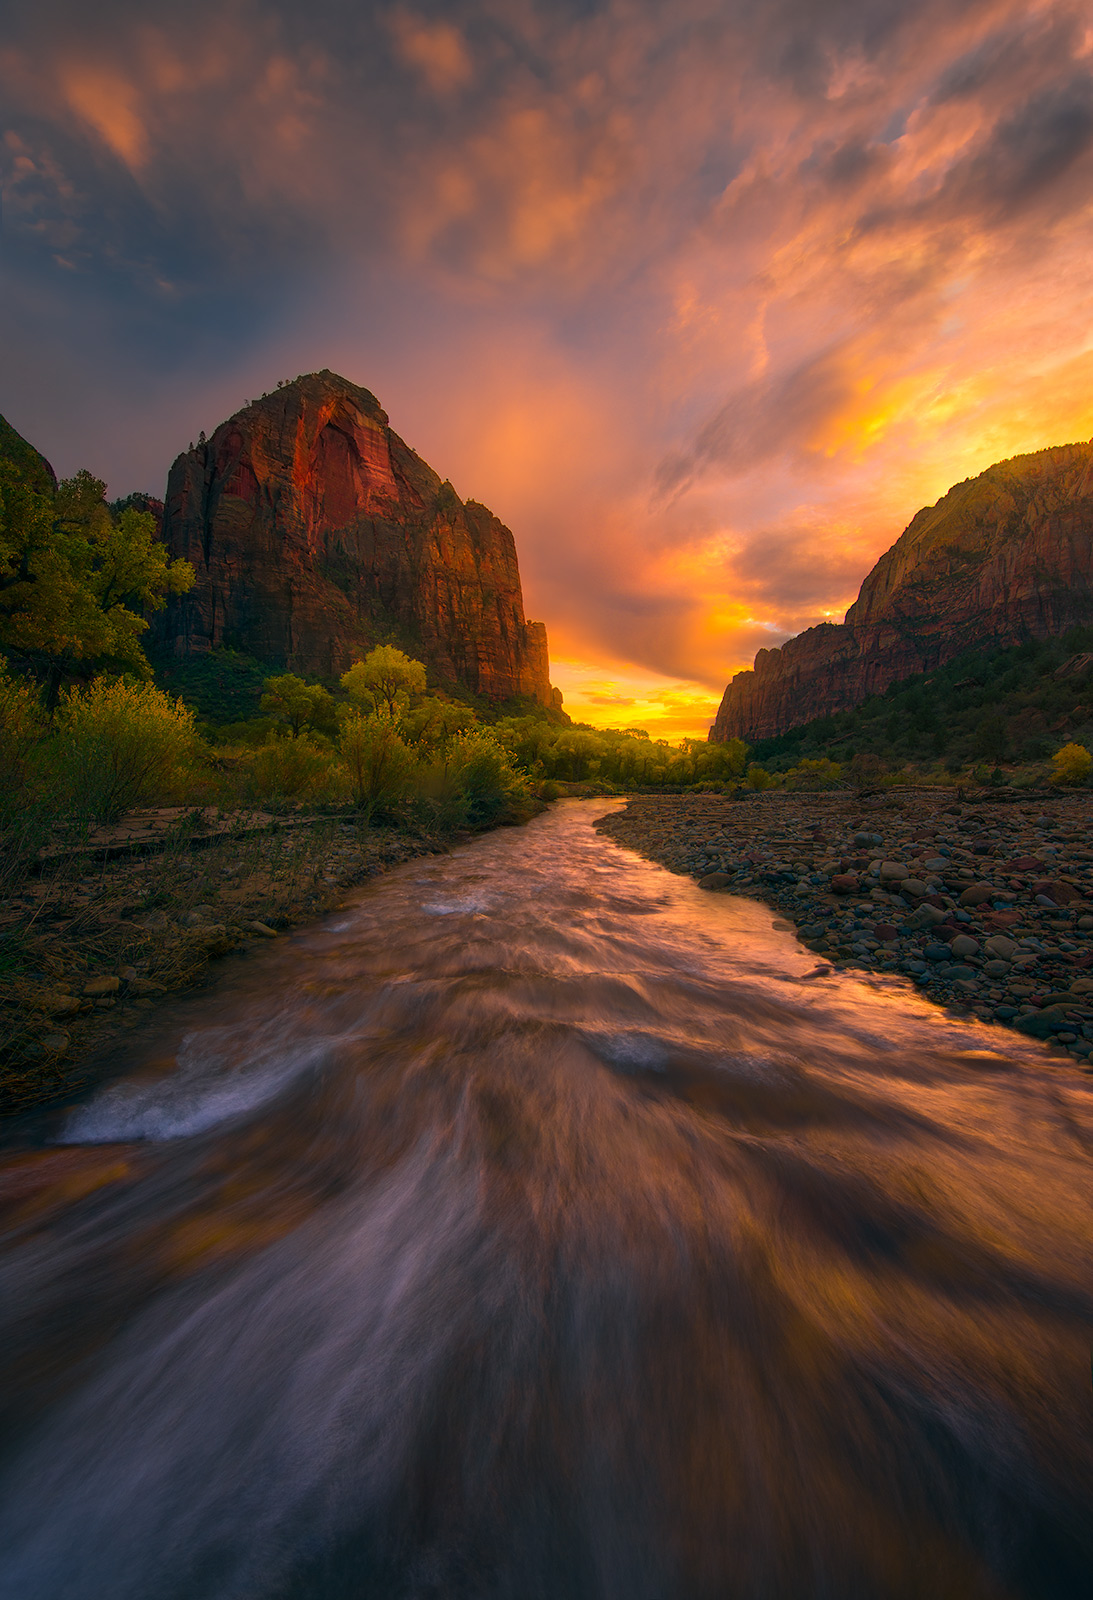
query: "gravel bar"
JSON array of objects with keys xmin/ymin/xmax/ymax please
[{"xmin": 596, "ymin": 788, "xmax": 1093, "ymax": 1069}]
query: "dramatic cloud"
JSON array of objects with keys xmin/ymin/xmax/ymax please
[{"xmin": 2, "ymin": 0, "xmax": 1092, "ymax": 736}]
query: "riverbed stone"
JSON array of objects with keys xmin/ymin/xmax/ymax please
[
  {"xmin": 959, "ymin": 885, "xmax": 994, "ymax": 906},
  {"xmin": 698, "ymin": 872, "xmax": 733, "ymax": 890},
  {"xmin": 950, "ymin": 934, "xmax": 980, "ymax": 958},
  {"xmin": 84, "ymin": 975, "xmax": 120, "ymax": 998}
]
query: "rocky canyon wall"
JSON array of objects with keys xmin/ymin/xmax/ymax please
[
  {"xmin": 711, "ymin": 441, "xmax": 1093, "ymax": 742},
  {"xmin": 155, "ymin": 372, "xmax": 555, "ymax": 705}
]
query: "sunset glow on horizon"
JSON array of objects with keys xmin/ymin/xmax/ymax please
[{"xmin": 3, "ymin": 0, "xmax": 1093, "ymax": 737}]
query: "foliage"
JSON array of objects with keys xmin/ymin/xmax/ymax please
[
  {"xmin": 744, "ymin": 625, "xmax": 1093, "ymax": 784},
  {"xmin": 0, "ymin": 465, "xmax": 194, "ymax": 687},
  {"xmin": 341, "ymin": 646, "xmax": 427, "ymax": 717},
  {"xmin": 745, "ymin": 763, "xmax": 779, "ymax": 791},
  {"xmin": 401, "ymin": 696, "xmax": 477, "ymax": 746},
  {"xmin": 154, "ymin": 649, "xmax": 269, "ymax": 726},
  {"xmin": 339, "ymin": 713, "xmax": 415, "ymax": 815},
  {"xmin": 260, "ymin": 673, "xmax": 337, "ymax": 739},
  {"xmin": 783, "ymin": 757, "xmax": 843, "ymax": 789},
  {"xmin": 242, "ymin": 736, "xmax": 344, "ymax": 806},
  {"xmin": 1050, "ymin": 742, "xmax": 1092, "ymax": 786},
  {"xmin": 0, "ymin": 665, "xmax": 44, "ymax": 807},
  {"xmin": 49, "ymin": 678, "xmax": 198, "ymax": 824}
]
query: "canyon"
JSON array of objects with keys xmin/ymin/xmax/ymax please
[
  {"xmin": 711, "ymin": 441, "xmax": 1093, "ymax": 742},
  {"xmin": 154, "ymin": 372, "xmax": 555, "ymax": 705}
]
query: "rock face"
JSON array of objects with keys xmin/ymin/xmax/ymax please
[
  {"xmin": 712, "ymin": 441, "xmax": 1093, "ymax": 741},
  {"xmin": 155, "ymin": 372, "xmax": 554, "ymax": 704},
  {"xmin": 0, "ymin": 414, "xmax": 56, "ymax": 493}
]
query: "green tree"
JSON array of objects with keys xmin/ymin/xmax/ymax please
[
  {"xmin": 972, "ymin": 712, "xmax": 1007, "ymax": 763},
  {"xmin": 0, "ymin": 466, "xmax": 194, "ymax": 690},
  {"xmin": 260, "ymin": 673, "xmax": 337, "ymax": 738},
  {"xmin": 341, "ymin": 646, "xmax": 427, "ymax": 718}
]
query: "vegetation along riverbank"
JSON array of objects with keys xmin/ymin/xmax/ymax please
[{"xmin": 597, "ymin": 789, "xmax": 1093, "ymax": 1068}]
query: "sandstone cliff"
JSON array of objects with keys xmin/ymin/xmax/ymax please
[
  {"xmin": 155, "ymin": 372, "xmax": 554, "ymax": 704},
  {"xmin": 0, "ymin": 414, "xmax": 56, "ymax": 494},
  {"xmin": 711, "ymin": 441, "xmax": 1093, "ymax": 742}
]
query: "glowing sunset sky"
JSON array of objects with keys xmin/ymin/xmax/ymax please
[{"xmin": 3, "ymin": 1, "xmax": 1093, "ymax": 736}]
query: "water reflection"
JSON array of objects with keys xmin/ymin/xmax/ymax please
[{"xmin": 0, "ymin": 800, "xmax": 1091, "ymax": 1598}]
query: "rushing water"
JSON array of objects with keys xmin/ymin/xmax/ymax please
[{"xmin": 1, "ymin": 799, "xmax": 1092, "ymax": 1600}]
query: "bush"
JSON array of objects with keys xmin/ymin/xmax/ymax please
[
  {"xmin": 1050, "ymin": 742, "xmax": 1093, "ymax": 786},
  {"xmin": 50, "ymin": 677, "xmax": 197, "ymax": 824},
  {"xmin": 447, "ymin": 730, "xmax": 531, "ymax": 825},
  {"xmin": 745, "ymin": 763, "xmax": 779, "ymax": 791},
  {"xmin": 0, "ymin": 664, "xmax": 43, "ymax": 807},
  {"xmin": 243, "ymin": 736, "xmax": 344, "ymax": 807},
  {"xmin": 784, "ymin": 757, "xmax": 843, "ymax": 790},
  {"xmin": 340, "ymin": 713, "xmax": 415, "ymax": 816}
]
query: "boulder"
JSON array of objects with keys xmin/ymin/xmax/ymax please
[
  {"xmin": 698, "ymin": 873, "xmax": 733, "ymax": 891},
  {"xmin": 959, "ymin": 885, "xmax": 994, "ymax": 907}
]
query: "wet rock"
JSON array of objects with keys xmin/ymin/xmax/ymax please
[
  {"xmin": 40, "ymin": 1031, "xmax": 69, "ymax": 1054},
  {"xmin": 830, "ymin": 874, "xmax": 859, "ymax": 895},
  {"xmin": 247, "ymin": 921, "xmax": 279, "ymax": 938},
  {"xmin": 879, "ymin": 862, "xmax": 909, "ymax": 881},
  {"xmin": 698, "ymin": 872, "xmax": 734, "ymax": 891},
  {"xmin": 1015, "ymin": 1005, "xmax": 1070, "ymax": 1039},
  {"xmin": 950, "ymin": 934, "xmax": 980, "ymax": 958}
]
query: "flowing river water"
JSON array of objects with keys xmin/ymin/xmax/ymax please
[{"xmin": 1, "ymin": 800, "xmax": 1092, "ymax": 1599}]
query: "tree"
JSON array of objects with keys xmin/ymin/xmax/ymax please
[
  {"xmin": 341, "ymin": 646, "xmax": 427, "ymax": 717},
  {"xmin": 973, "ymin": 712, "xmax": 1007, "ymax": 763},
  {"xmin": 1050, "ymin": 742, "xmax": 1092, "ymax": 787},
  {"xmin": 0, "ymin": 465, "xmax": 194, "ymax": 690},
  {"xmin": 260, "ymin": 673, "xmax": 336, "ymax": 738}
]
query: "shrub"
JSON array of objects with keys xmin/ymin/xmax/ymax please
[
  {"xmin": 447, "ymin": 730, "xmax": 531, "ymax": 825},
  {"xmin": 0, "ymin": 664, "xmax": 44, "ymax": 807},
  {"xmin": 50, "ymin": 677, "xmax": 197, "ymax": 823},
  {"xmin": 745, "ymin": 763, "xmax": 778, "ymax": 791},
  {"xmin": 1050, "ymin": 742, "xmax": 1093, "ymax": 786},
  {"xmin": 243, "ymin": 736, "xmax": 344, "ymax": 806},
  {"xmin": 784, "ymin": 757, "xmax": 843, "ymax": 790},
  {"xmin": 340, "ymin": 713, "xmax": 415, "ymax": 815}
]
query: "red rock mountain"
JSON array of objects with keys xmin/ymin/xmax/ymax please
[
  {"xmin": 155, "ymin": 372, "xmax": 555, "ymax": 704},
  {"xmin": 711, "ymin": 440, "xmax": 1093, "ymax": 742}
]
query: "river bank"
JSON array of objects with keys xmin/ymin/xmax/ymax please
[
  {"xmin": 596, "ymin": 788, "xmax": 1093, "ymax": 1067},
  {"xmin": 0, "ymin": 808, "xmax": 452, "ymax": 1114}
]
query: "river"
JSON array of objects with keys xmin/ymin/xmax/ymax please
[{"xmin": 1, "ymin": 799, "xmax": 1091, "ymax": 1599}]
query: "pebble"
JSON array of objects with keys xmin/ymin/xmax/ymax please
[{"xmin": 595, "ymin": 790, "xmax": 1093, "ymax": 1058}]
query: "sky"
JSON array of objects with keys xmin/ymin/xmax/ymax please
[{"xmin": 2, "ymin": 0, "xmax": 1093, "ymax": 738}]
